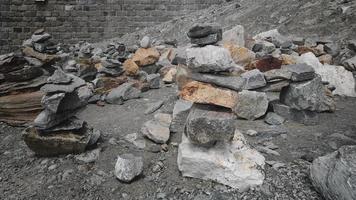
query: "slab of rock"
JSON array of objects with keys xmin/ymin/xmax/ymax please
[
  {"xmin": 23, "ymin": 47, "xmax": 58, "ymax": 63},
  {"xmin": 222, "ymin": 25, "xmax": 245, "ymax": 47},
  {"xmin": 253, "ymin": 29, "xmax": 289, "ymax": 47},
  {"xmin": 257, "ymin": 80, "xmax": 290, "ymax": 92},
  {"xmin": 162, "ymin": 67, "xmax": 177, "ymax": 83},
  {"xmin": 42, "ymin": 117, "xmax": 85, "ymax": 133},
  {"xmin": 34, "ymin": 108, "xmax": 81, "ymax": 130},
  {"xmin": 115, "ymin": 154, "xmax": 143, "ymax": 183},
  {"xmin": 105, "ymin": 82, "xmax": 141, "ymax": 104},
  {"xmin": 180, "ymin": 81, "xmax": 238, "ymax": 109},
  {"xmin": 186, "ymin": 45, "xmax": 235, "ymax": 73},
  {"xmin": 187, "ymin": 24, "xmax": 222, "ymax": 38},
  {"xmin": 185, "ymin": 104, "xmax": 236, "ymax": 147},
  {"xmin": 264, "ymin": 112, "xmax": 285, "ymax": 125},
  {"xmin": 31, "ymin": 32, "xmax": 51, "ymax": 43},
  {"xmin": 190, "ymin": 33, "xmax": 222, "ymax": 46},
  {"xmin": 4, "ymin": 65, "xmax": 43, "ymax": 82},
  {"xmin": 47, "ymin": 69, "xmax": 72, "ymax": 84},
  {"xmin": 41, "ymin": 93, "xmax": 66, "ymax": 113},
  {"xmin": 41, "ymin": 74, "xmax": 86, "ymax": 93},
  {"xmin": 310, "ymin": 145, "xmax": 356, "ymax": 200},
  {"xmin": 233, "ymin": 90, "xmax": 268, "ymax": 120},
  {"xmin": 178, "ymin": 130, "xmax": 265, "ymax": 190},
  {"xmin": 190, "ymin": 73, "xmax": 246, "ymax": 91},
  {"xmin": 264, "ymin": 68, "xmax": 292, "ymax": 82},
  {"xmin": 241, "ymin": 69, "xmax": 267, "ymax": 90},
  {"xmin": 282, "ymin": 64, "xmax": 315, "ymax": 82},
  {"xmin": 280, "ymin": 76, "xmax": 335, "ymax": 112},
  {"xmin": 273, "ymin": 103, "xmax": 319, "ymax": 125},
  {"xmin": 141, "ymin": 113, "xmax": 171, "ymax": 144},
  {"xmin": 144, "ymin": 100, "xmax": 164, "ymax": 115},
  {"xmin": 132, "ymin": 48, "xmax": 160, "ymax": 67},
  {"xmin": 170, "ymin": 100, "xmax": 193, "ymax": 133}
]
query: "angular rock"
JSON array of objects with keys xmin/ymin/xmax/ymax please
[
  {"xmin": 281, "ymin": 54, "xmax": 297, "ymax": 65},
  {"xmin": 241, "ymin": 69, "xmax": 267, "ymax": 90},
  {"xmin": 247, "ymin": 56, "xmax": 282, "ymax": 72},
  {"xmin": 42, "ymin": 117, "xmax": 85, "ymax": 133},
  {"xmin": 141, "ymin": 113, "xmax": 171, "ymax": 144},
  {"xmin": 144, "ymin": 100, "xmax": 164, "ymax": 115},
  {"xmin": 257, "ymin": 80, "xmax": 290, "ymax": 92},
  {"xmin": 31, "ymin": 32, "xmax": 51, "ymax": 43},
  {"xmin": 186, "ymin": 45, "xmax": 235, "ymax": 73},
  {"xmin": 75, "ymin": 148, "xmax": 101, "ymax": 163},
  {"xmin": 233, "ymin": 90, "xmax": 268, "ymax": 120},
  {"xmin": 140, "ymin": 64, "xmax": 162, "ymax": 74},
  {"xmin": 23, "ymin": 47, "xmax": 58, "ymax": 63},
  {"xmin": 264, "ymin": 112, "xmax": 285, "ymax": 125},
  {"xmin": 34, "ymin": 108, "xmax": 81, "ymax": 130},
  {"xmin": 185, "ymin": 104, "xmax": 236, "ymax": 147},
  {"xmin": 41, "ymin": 93, "xmax": 66, "ymax": 113},
  {"xmin": 222, "ymin": 25, "xmax": 245, "ymax": 47},
  {"xmin": 123, "ymin": 59, "xmax": 139, "ymax": 76},
  {"xmin": 253, "ymin": 29, "xmax": 289, "ymax": 47},
  {"xmin": 132, "ymin": 48, "xmax": 160, "ymax": 67},
  {"xmin": 105, "ymin": 82, "xmax": 141, "ymax": 104},
  {"xmin": 190, "ymin": 73, "xmax": 246, "ymax": 91},
  {"xmin": 280, "ymin": 76, "xmax": 335, "ymax": 112},
  {"xmin": 264, "ymin": 69, "xmax": 292, "ymax": 82},
  {"xmin": 342, "ymin": 56, "xmax": 356, "ymax": 71},
  {"xmin": 115, "ymin": 154, "xmax": 143, "ymax": 183},
  {"xmin": 190, "ymin": 33, "xmax": 222, "ymax": 46},
  {"xmin": 318, "ymin": 54, "xmax": 333, "ymax": 65},
  {"xmin": 170, "ymin": 100, "xmax": 193, "ymax": 133},
  {"xmin": 47, "ymin": 69, "xmax": 73, "ymax": 84},
  {"xmin": 162, "ymin": 67, "xmax": 177, "ymax": 83},
  {"xmin": 178, "ymin": 130, "xmax": 265, "ymax": 190},
  {"xmin": 224, "ymin": 43, "xmax": 255, "ymax": 67},
  {"xmin": 146, "ymin": 73, "xmax": 161, "ymax": 89},
  {"xmin": 180, "ymin": 81, "xmax": 238, "ymax": 109},
  {"xmin": 273, "ymin": 103, "xmax": 319, "ymax": 125},
  {"xmin": 41, "ymin": 74, "xmax": 86, "ymax": 93},
  {"xmin": 187, "ymin": 24, "xmax": 222, "ymax": 38},
  {"xmin": 0, "ymin": 75, "xmax": 48, "ymax": 95},
  {"xmin": 282, "ymin": 64, "xmax": 315, "ymax": 82},
  {"xmin": 4, "ymin": 65, "xmax": 43, "ymax": 82},
  {"xmin": 310, "ymin": 145, "xmax": 356, "ymax": 200}
]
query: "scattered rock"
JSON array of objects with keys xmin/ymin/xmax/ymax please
[
  {"xmin": 75, "ymin": 148, "xmax": 101, "ymax": 163},
  {"xmin": 115, "ymin": 154, "xmax": 143, "ymax": 183},
  {"xmin": 233, "ymin": 90, "xmax": 268, "ymax": 120}
]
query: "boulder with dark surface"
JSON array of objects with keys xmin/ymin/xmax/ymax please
[
  {"xmin": 187, "ymin": 24, "xmax": 222, "ymax": 46},
  {"xmin": 310, "ymin": 145, "xmax": 356, "ymax": 200}
]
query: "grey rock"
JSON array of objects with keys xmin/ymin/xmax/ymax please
[
  {"xmin": 98, "ymin": 66, "xmax": 124, "ymax": 76},
  {"xmin": 146, "ymin": 73, "xmax": 161, "ymax": 89},
  {"xmin": 141, "ymin": 113, "xmax": 171, "ymax": 144},
  {"xmin": 140, "ymin": 36, "xmax": 151, "ymax": 48},
  {"xmin": 273, "ymin": 103, "xmax": 319, "ymax": 125},
  {"xmin": 4, "ymin": 65, "xmax": 44, "ymax": 82},
  {"xmin": 264, "ymin": 68, "xmax": 292, "ymax": 82},
  {"xmin": 124, "ymin": 133, "xmax": 146, "ymax": 149},
  {"xmin": 41, "ymin": 93, "xmax": 66, "ymax": 113},
  {"xmin": 170, "ymin": 100, "xmax": 193, "ymax": 133},
  {"xmin": 87, "ymin": 129, "xmax": 101, "ymax": 147},
  {"xmin": 257, "ymin": 80, "xmax": 290, "ymax": 92},
  {"xmin": 24, "ymin": 56, "xmax": 43, "ymax": 67},
  {"xmin": 324, "ymin": 43, "xmax": 339, "ymax": 57},
  {"xmin": 256, "ymin": 146, "xmax": 280, "ymax": 156},
  {"xmin": 144, "ymin": 100, "xmax": 164, "ymax": 115},
  {"xmin": 190, "ymin": 33, "xmax": 222, "ymax": 46},
  {"xmin": 253, "ymin": 29, "xmax": 288, "ymax": 47},
  {"xmin": 185, "ymin": 104, "xmax": 236, "ymax": 147},
  {"xmin": 342, "ymin": 56, "xmax": 356, "ymax": 71},
  {"xmin": 186, "ymin": 45, "xmax": 235, "ymax": 73},
  {"xmin": 222, "ymin": 25, "xmax": 245, "ymax": 47},
  {"xmin": 190, "ymin": 73, "xmax": 246, "ymax": 91},
  {"xmin": 233, "ymin": 90, "xmax": 269, "ymax": 120},
  {"xmin": 310, "ymin": 145, "xmax": 356, "ymax": 200},
  {"xmin": 264, "ymin": 112, "xmax": 285, "ymax": 125},
  {"xmin": 75, "ymin": 148, "xmax": 100, "ymax": 163},
  {"xmin": 141, "ymin": 64, "xmax": 162, "ymax": 74},
  {"xmin": 41, "ymin": 74, "xmax": 85, "ymax": 93},
  {"xmin": 105, "ymin": 82, "xmax": 141, "ymax": 104},
  {"xmin": 187, "ymin": 24, "xmax": 222, "ymax": 38},
  {"xmin": 42, "ymin": 117, "xmax": 85, "ymax": 133},
  {"xmin": 115, "ymin": 154, "xmax": 143, "ymax": 183},
  {"xmin": 241, "ymin": 69, "xmax": 267, "ymax": 90},
  {"xmin": 282, "ymin": 64, "xmax": 315, "ymax": 82},
  {"xmin": 280, "ymin": 76, "xmax": 335, "ymax": 112},
  {"xmin": 31, "ymin": 33, "xmax": 51, "ymax": 43},
  {"xmin": 34, "ymin": 108, "xmax": 81, "ymax": 130}
]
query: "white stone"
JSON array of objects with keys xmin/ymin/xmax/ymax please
[
  {"xmin": 140, "ymin": 36, "xmax": 151, "ymax": 48},
  {"xmin": 177, "ymin": 130, "xmax": 265, "ymax": 190},
  {"xmin": 115, "ymin": 154, "xmax": 143, "ymax": 183},
  {"xmin": 298, "ymin": 52, "xmax": 356, "ymax": 97}
]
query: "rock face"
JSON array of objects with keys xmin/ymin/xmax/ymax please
[
  {"xmin": 178, "ymin": 130, "xmax": 265, "ymax": 190},
  {"xmin": 115, "ymin": 154, "xmax": 143, "ymax": 183},
  {"xmin": 141, "ymin": 113, "xmax": 172, "ymax": 144},
  {"xmin": 180, "ymin": 81, "xmax": 238, "ymax": 109},
  {"xmin": 185, "ymin": 104, "xmax": 236, "ymax": 147},
  {"xmin": 280, "ymin": 76, "xmax": 335, "ymax": 112},
  {"xmin": 310, "ymin": 145, "xmax": 356, "ymax": 200},
  {"xmin": 186, "ymin": 45, "xmax": 235, "ymax": 73},
  {"xmin": 233, "ymin": 90, "xmax": 268, "ymax": 120},
  {"xmin": 170, "ymin": 100, "xmax": 193, "ymax": 133}
]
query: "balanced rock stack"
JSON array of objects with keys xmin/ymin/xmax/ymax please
[
  {"xmin": 177, "ymin": 24, "xmax": 266, "ymax": 190},
  {"xmin": 23, "ymin": 68, "xmax": 99, "ymax": 156}
]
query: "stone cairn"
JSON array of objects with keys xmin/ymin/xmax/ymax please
[{"xmin": 175, "ymin": 24, "xmax": 337, "ymax": 190}]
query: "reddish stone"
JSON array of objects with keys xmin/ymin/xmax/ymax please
[{"xmin": 247, "ymin": 56, "xmax": 282, "ymax": 72}]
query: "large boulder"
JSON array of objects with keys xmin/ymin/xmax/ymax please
[
  {"xmin": 233, "ymin": 90, "xmax": 268, "ymax": 120},
  {"xmin": 185, "ymin": 104, "xmax": 236, "ymax": 147},
  {"xmin": 186, "ymin": 45, "xmax": 235, "ymax": 73},
  {"xmin": 310, "ymin": 145, "xmax": 356, "ymax": 200},
  {"xmin": 178, "ymin": 130, "xmax": 265, "ymax": 190}
]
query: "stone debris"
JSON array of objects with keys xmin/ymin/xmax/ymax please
[{"xmin": 115, "ymin": 154, "xmax": 143, "ymax": 183}]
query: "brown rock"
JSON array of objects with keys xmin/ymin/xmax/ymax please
[
  {"xmin": 318, "ymin": 54, "xmax": 333, "ymax": 65},
  {"xmin": 23, "ymin": 47, "xmax": 58, "ymax": 63},
  {"xmin": 162, "ymin": 67, "xmax": 177, "ymax": 84},
  {"xmin": 223, "ymin": 43, "xmax": 255, "ymax": 67},
  {"xmin": 281, "ymin": 54, "xmax": 296, "ymax": 65},
  {"xmin": 123, "ymin": 59, "xmax": 139, "ymax": 76},
  {"xmin": 176, "ymin": 64, "xmax": 192, "ymax": 90},
  {"xmin": 247, "ymin": 56, "xmax": 282, "ymax": 72},
  {"xmin": 179, "ymin": 81, "xmax": 238, "ymax": 109},
  {"xmin": 132, "ymin": 48, "xmax": 160, "ymax": 67}
]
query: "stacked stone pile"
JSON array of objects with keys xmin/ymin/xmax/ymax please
[{"xmin": 23, "ymin": 68, "xmax": 100, "ymax": 156}]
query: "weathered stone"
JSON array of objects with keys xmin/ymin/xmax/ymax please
[
  {"xmin": 247, "ymin": 56, "xmax": 282, "ymax": 72},
  {"xmin": 146, "ymin": 73, "xmax": 161, "ymax": 89},
  {"xmin": 233, "ymin": 90, "xmax": 268, "ymax": 120},
  {"xmin": 41, "ymin": 93, "xmax": 66, "ymax": 113},
  {"xmin": 187, "ymin": 24, "xmax": 222, "ymax": 38},
  {"xmin": 75, "ymin": 148, "xmax": 101, "ymax": 163},
  {"xmin": 186, "ymin": 45, "xmax": 235, "ymax": 73},
  {"xmin": 281, "ymin": 54, "xmax": 297, "ymax": 65},
  {"xmin": 115, "ymin": 154, "xmax": 143, "ymax": 183},
  {"xmin": 280, "ymin": 76, "xmax": 335, "ymax": 112},
  {"xmin": 342, "ymin": 56, "xmax": 356, "ymax": 71},
  {"xmin": 318, "ymin": 54, "xmax": 333, "ymax": 65},
  {"xmin": 34, "ymin": 107, "xmax": 81, "ymax": 130},
  {"xmin": 324, "ymin": 43, "xmax": 340, "ymax": 57},
  {"xmin": 264, "ymin": 112, "xmax": 285, "ymax": 125},
  {"xmin": 282, "ymin": 63, "xmax": 315, "ymax": 82},
  {"xmin": 185, "ymin": 104, "xmax": 236, "ymax": 147},
  {"xmin": 105, "ymin": 82, "xmax": 141, "ymax": 104},
  {"xmin": 141, "ymin": 113, "xmax": 171, "ymax": 144},
  {"xmin": 42, "ymin": 117, "xmax": 85, "ymax": 133},
  {"xmin": 140, "ymin": 36, "xmax": 151, "ymax": 48},
  {"xmin": 264, "ymin": 69, "xmax": 292, "ymax": 82},
  {"xmin": 178, "ymin": 130, "xmax": 265, "ymax": 190},
  {"xmin": 224, "ymin": 43, "xmax": 255, "ymax": 67},
  {"xmin": 310, "ymin": 145, "xmax": 356, "ymax": 200},
  {"xmin": 132, "ymin": 48, "xmax": 160, "ymax": 67},
  {"xmin": 180, "ymin": 81, "xmax": 238, "ymax": 109},
  {"xmin": 190, "ymin": 73, "xmax": 246, "ymax": 91},
  {"xmin": 0, "ymin": 75, "xmax": 48, "ymax": 95},
  {"xmin": 257, "ymin": 80, "xmax": 290, "ymax": 92},
  {"xmin": 0, "ymin": 53, "xmax": 26, "ymax": 73},
  {"xmin": 4, "ymin": 65, "xmax": 43, "ymax": 82},
  {"xmin": 41, "ymin": 74, "xmax": 86, "ymax": 93},
  {"xmin": 190, "ymin": 33, "xmax": 222, "ymax": 46},
  {"xmin": 31, "ymin": 33, "xmax": 51, "ymax": 43},
  {"xmin": 94, "ymin": 76, "xmax": 128, "ymax": 94},
  {"xmin": 140, "ymin": 64, "xmax": 162, "ymax": 74},
  {"xmin": 170, "ymin": 100, "xmax": 193, "ymax": 133},
  {"xmin": 253, "ymin": 29, "xmax": 289, "ymax": 47},
  {"xmin": 241, "ymin": 69, "xmax": 267, "ymax": 90},
  {"xmin": 23, "ymin": 126, "xmax": 91, "ymax": 156},
  {"xmin": 222, "ymin": 25, "xmax": 245, "ymax": 47},
  {"xmin": 47, "ymin": 69, "xmax": 73, "ymax": 84},
  {"xmin": 123, "ymin": 59, "xmax": 139, "ymax": 76},
  {"xmin": 273, "ymin": 103, "xmax": 319, "ymax": 125}
]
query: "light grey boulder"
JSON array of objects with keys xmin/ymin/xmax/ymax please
[
  {"xmin": 242, "ymin": 69, "xmax": 266, "ymax": 90},
  {"xmin": 186, "ymin": 45, "xmax": 235, "ymax": 73},
  {"xmin": 41, "ymin": 93, "xmax": 66, "ymax": 113},
  {"xmin": 105, "ymin": 82, "xmax": 141, "ymax": 104},
  {"xmin": 170, "ymin": 100, "xmax": 193, "ymax": 133},
  {"xmin": 233, "ymin": 90, "xmax": 268, "ymax": 120},
  {"xmin": 310, "ymin": 145, "xmax": 356, "ymax": 200},
  {"xmin": 190, "ymin": 73, "xmax": 246, "ymax": 91},
  {"xmin": 31, "ymin": 33, "xmax": 51, "ymax": 43},
  {"xmin": 115, "ymin": 154, "xmax": 143, "ymax": 183},
  {"xmin": 280, "ymin": 76, "xmax": 335, "ymax": 112}
]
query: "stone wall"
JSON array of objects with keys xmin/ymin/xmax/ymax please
[{"xmin": 0, "ymin": 0, "xmax": 224, "ymax": 53}]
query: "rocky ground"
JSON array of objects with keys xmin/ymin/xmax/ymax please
[{"xmin": 1, "ymin": 83, "xmax": 356, "ymax": 200}]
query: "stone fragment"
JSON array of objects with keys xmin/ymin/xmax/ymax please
[
  {"xmin": 141, "ymin": 113, "xmax": 171, "ymax": 144},
  {"xmin": 180, "ymin": 81, "xmax": 238, "ymax": 109},
  {"xmin": 233, "ymin": 90, "xmax": 268, "ymax": 120},
  {"xmin": 162, "ymin": 67, "xmax": 177, "ymax": 83},
  {"xmin": 140, "ymin": 64, "xmax": 162, "ymax": 74},
  {"xmin": 222, "ymin": 25, "xmax": 245, "ymax": 47},
  {"xmin": 178, "ymin": 130, "xmax": 265, "ymax": 190},
  {"xmin": 124, "ymin": 133, "xmax": 146, "ymax": 149},
  {"xmin": 170, "ymin": 100, "xmax": 193, "ymax": 133},
  {"xmin": 140, "ymin": 36, "xmax": 151, "ymax": 48},
  {"xmin": 342, "ymin": 56, "xmax": 356, "ymax": 71},
  {"xmin": 185, "ymin": 104, "xmax": 236, "ymax": 147},
  {"xmin": 318, "ymin": 54, "xmax": 333, "ymax": 65},
  {"xmin": 41, "ymin": 93, "xmax": 66, "ymax": 113},
  {"xmin": 310, "ymin": 145, "xmax": 356, "ymax": 200},
  {"xmin": 282, "ymin": 63, "xmax": 315, "ymax": 82},
  {"xmin": 75, "ymin": 148, "xmax": 101, "ymax": 163},
  {"xmin": 281, "ymin": 54, "xmax": 297, "ymax": 65},
  {"xmin": 146, "ymin": 73, "xmax": 161, "ymax": 89},
  {"xmin": 224, "ymin": 43, "xmax": 255, "ymax": 67},
  {"xmin": 280, "ymin": 76, "xmax": 335, "ymax": 112},
  {"xmin": 257, "ymin": 80, "xmax": 290, "ymax": 92},
  {"xmin": 186, "ymin": 45, "xmax": 235, "ymax": 73},
  {"xmin": 41, "ymin": 74, "xmax": 86, "ymax": 93},
  {"xmin": 123, "ymin": 59, "xmax": 139, "ymax": 76},
  {"xmin": 132, "ymin": 48, "xmax": 160, "ymax": 67},
  {"xmin": 47, "ymin": 69, "xmax": 73, "ymax": 84},
  {"xmin": 42, "ymin": 117, "xmax": 85, "ymax": 133},
  {"xmin": 273, "ymin": 103, "xmax": 319, "ymax": 125},
  {"xmin": 264, "ymin": 112, "xmax": 285, "ymax": 125},
  {"xmin": 264, "ymin": 69, "xmax": 292, "ymax": 82},
  {"xmin": 105, "ymin": 82, "xmax": 141, "ymax": 104},
  {"xmin": 115, "ymin": 154, "xmax": 143, "ymax": 183},
  {"xmin": 324, "ymin": 43, "xmax": 339, "ymax": 57},
  {"xmin": 241, "ymin": 69, "xmax": 266, "ymax": 90},
  {"xmin": 31, "ymin": 32, "xmax": 51, "ymax": 43},
  {"xmin": 190, "ymin": 73, "xmax": 245, "ymax": 91},
  {"xmin": 253, "ymin": 29, "xmax": 288, "ymax": 47}
]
